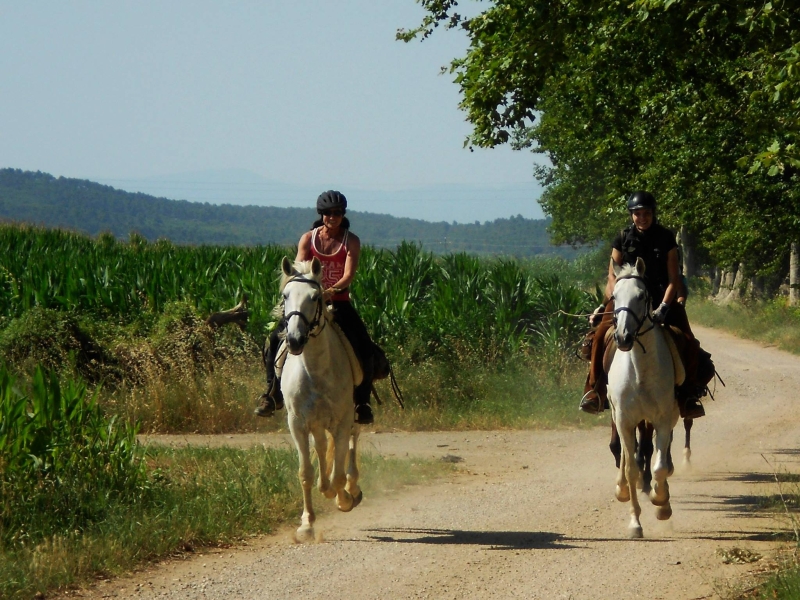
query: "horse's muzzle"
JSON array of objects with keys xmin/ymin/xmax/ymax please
[
  {"xmin": 615, "ymin": 332, "xmax": 634, "ymax": 352},
  {"xmin": 286, "ymin": 335, "xmax": 307, "ymax": 355}
]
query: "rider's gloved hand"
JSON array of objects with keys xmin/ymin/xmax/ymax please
[
  {"xmin": 588, "ymin": 304, "xmax": 606, "ymax": 328},
  {"xmin": 652, "ymin": 302, "xmax": 670, "ymax": 324}
]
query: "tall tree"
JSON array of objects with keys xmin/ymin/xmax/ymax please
[{"xmin": 400, "ymin": 0, "xmax": 800, "ymax": 276}]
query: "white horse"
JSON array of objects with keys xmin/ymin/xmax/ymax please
[
  {"xmin": 279, "ymin": 256, "xmax": 362, "ymax": 542},
  {"xmin": 607, "ymin": 258, "xmax": 682, "ymax": 538}
]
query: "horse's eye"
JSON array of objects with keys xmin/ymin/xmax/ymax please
[
  {"xmin": 311, "ymin": 293, "xmax": 319, "ymax": 302},
  {"xmin": 282, "ymin": 291, "xmax": 289, "ymax": 300}
]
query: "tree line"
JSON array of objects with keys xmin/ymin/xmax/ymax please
[
  {"xmin": 400, "ymin": 0, "xmax": 800, "ymax": 292},
  {"xmin": 0, "ymin": 168, "xmax": 576, "ymax": 258}
]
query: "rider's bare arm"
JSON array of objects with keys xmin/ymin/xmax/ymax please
[
  {"xmin": 296, "ymin": 232, "xmax": 313, "ymax": 262},
  {"xmin": 662, "ymin": 248, "xmax": 681, "ymax": 306},
  {"xmin": 606, "ymin": 249, "xmax": 624, "ymax": 301},
  {"xmin": 332, "ymin": 233, "xmax": 360, "ymax": 292}
]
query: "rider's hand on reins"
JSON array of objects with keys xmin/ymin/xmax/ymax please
[
  {"xmin": 589, "ymin": 304, "xmax": 606, "ymax": 328},
  {"xmin": 652, "ymin": 302, "xmax": 670, "ymax": 324}
]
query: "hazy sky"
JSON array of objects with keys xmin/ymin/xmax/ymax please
[{"xmin": 0, "ymin": 1, "xmax": 546, "ymax": 221}]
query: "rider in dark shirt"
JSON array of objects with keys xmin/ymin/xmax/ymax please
[{"xmin": 580, "ymin": 191, "xmax": 707, "ymax": 419}]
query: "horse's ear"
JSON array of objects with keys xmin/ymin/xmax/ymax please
[
  {"xmin": 281, "ymin": 256, "xmax": 294, "ymax": 277},
  {"xmin": 612, "ymin": 259, "xmax": 622, "ymax": 278},
  {"xmin": 310, "ymin": 257, "xmax": 322, "ymax": 278},
  {"xmin": 635, "ymin": 257, "xmax": 646, "ymax": 276}
]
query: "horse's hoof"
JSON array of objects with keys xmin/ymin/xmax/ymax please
[
  {"xmin": 616, "ymin": 485, "xmax": 630, "ymax": 503},
  {"xmin": 628, "ymin": 526, "xmax": 644, "ymax": 539},
  {"xmin": 351, "ymin": 490, "xmax": 363, "ymax": 509},
  {"xmin": 337, "ymin": 493, "xmax": 355, "ymax": 513},
  {"xmin": 641, "ymin": 484, "xmax": 652, "ymax": 496},
  {"xmin": 295, "ymin": 526, "xmax": 315, "ymax": 543},
  {"xmin": 649, "ymin": 491, "xmax": 670, "ymax": 507},
  {"xmin": 656, "ymin": 504, "xmax": 673, "ymax": 521}
]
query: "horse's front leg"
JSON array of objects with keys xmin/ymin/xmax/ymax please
[
  {"xmin": 289, "ymin": 423, "xmax": 316, "ymax": 542},
  {"xmin": 650, "ymin": 422, "xmax": 674, "ymax": 521},
  {"xmin": 345, "ymin": 426, "xmax": 362, "ymax": 509},
  {"xmin": 616, "ymin": 421, "xmax": 643, "ymax": 538},
  {"xmin": 331, "ymin": 420, "xmax": 355, "ymax": 512},
  {"xmin": 312, "ymin": 428, "xmax": 335, "ymax": 499}
]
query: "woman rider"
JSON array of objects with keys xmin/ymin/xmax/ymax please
[
  {"xmin": 254, "ymin": 190, "xmax": 376, "ymax": 425},
  {"xmin": 580, "ymin": 191, "xmax": 708, "ymax": 419}
]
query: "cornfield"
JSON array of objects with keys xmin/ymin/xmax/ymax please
[{"xmin": 0, "ymin": 224, "xmax": 597, "ymax": 366}]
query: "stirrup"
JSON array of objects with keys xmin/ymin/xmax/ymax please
[
  {"xmin": 579, "ymin": 390, "xmax": 605, "ymax": 415},
  {"xmin": 679, "ymin": 397, "xmax": 705, "ymax": 419},
  {"xmin": 254, "ymin": 393, "xmax": 276, "ymax": 417},
  {"xmin": 254, "ymin": 386, "xmax": 284, "ymax": 418}
]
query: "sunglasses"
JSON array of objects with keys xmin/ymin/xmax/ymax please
[{"xmin": 322, "ymin": 210, "xmax": 344, "ymax": 217}]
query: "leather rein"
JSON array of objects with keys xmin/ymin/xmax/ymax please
[{"xmin": 612, "ymin": 274, "xmax": 656, "ymax": 353}]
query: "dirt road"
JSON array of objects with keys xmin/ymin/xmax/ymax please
[{"xmin": 83, "ymin": 326, "xmax": 800, "ymax": 599}]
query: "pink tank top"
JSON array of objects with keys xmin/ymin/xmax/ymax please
[{"xmin": 310, "ymin": 227, "xmax": 350, "ymax": 301}]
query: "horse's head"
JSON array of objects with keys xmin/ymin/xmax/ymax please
[
  {"xmin": 612, "ymin": 257, "xmax": 650, "ymax": 352},
  {"xmin": 280, "ymin": 256, "xmax": 326, "ymax": 354}
]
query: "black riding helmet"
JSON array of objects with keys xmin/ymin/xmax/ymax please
[
  {"xmin": 627, "ymin": 191, "xmax": 656, "ymax": 213},
  {"xmin": 316, "ymin": 190, "xmax": 347, "ymax": 214}
]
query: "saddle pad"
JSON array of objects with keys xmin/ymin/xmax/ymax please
[
  {"xmin": 275, "ymin": 326, "xmax": 363, "ymax": 387},
  {"xmin": 602, "ymin": 327, "xmax": 616, "ymax": 375},
  {"xmin": 602, "ymin": 325, "xmax": 685, "ymax": 386},
  {"xmin": 331, "ymin": 321, "xmax": 364, "ymax": 387}
]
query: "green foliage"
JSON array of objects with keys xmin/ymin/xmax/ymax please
[
  {"xmin": 399, "ymin": 1, "xmax": 800, "ymax": 276},
  {"xmin": 689, "ymin": 295, "xmax": 800, "ymax": 356},
  {"xmin": 0, "ymin": 169, "xmax": 574, "ymax": 258},
  {"xmin": 352, "ymin": 243, "xmax": 596, "ymax": 368},
  {"xmin": 0, "ymin": 366, "xmax": 147, "ymax": 548}
]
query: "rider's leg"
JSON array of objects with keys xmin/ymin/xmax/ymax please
[
  {"xmin": 580, "ymin": 301, "xmax": 615, "ymax": 414},
  {"xmin": 665, "ymin": 305, "xmax": 705, "ymax": 419},
  {"xmin": 254, "ymin": 326, "xmax": 285, "ymax": 417},
  {"xmin": 332, "ymin": 301, "xmax": 375, "ymax": 425}
]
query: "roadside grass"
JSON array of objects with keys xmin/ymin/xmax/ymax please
[
  {"xmin": 0, "ymin": 442, "xmax": 451, "ymax": 599},
  {"xmin": 730, "ymin": 471, "xmax": 800, "ymax": 599},
  {"xmin": 688, "ymin": 296, "xmax": 800, "ymax": 356},
  {"xmin": 372, "ymin": 356, "xmax": 593, "ymax": 431},
  {"xmin": 103, "ymin": 363, "xmax": 286, "ymax": 434},
  {"xmin": 103, "ymin": 353, "xmax": 596, "ymax": 435}
]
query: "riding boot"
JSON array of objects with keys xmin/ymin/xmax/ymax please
[
  {"xmin": 675, "ymin": 384, "xmax": 706, "ymax": 419},
  {"xmin": 354, "ymin": 381, "xmax": 374, "ymax": 425},
  {"xmin": 254, "ymin": 330, "xmax": 285, "ymax": 418},
  {"xmin": 580, "ymin": 377, "xmax": 610, "ymax": 414},
  {"xmin": 254, "ymin": 375, "xmax": 284, "ymax": 417},
  {"xmin": 580, "ymin": 313, "xmax": 613, "ymax": 414}
]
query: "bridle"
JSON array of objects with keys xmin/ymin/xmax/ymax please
[
  {"xmin": 283, "ymin": 276, "xmax": 327, "ymax": 343},
  {"xmin": 612, "ymin": 274, "xmax": 655, "ymax": 352}
]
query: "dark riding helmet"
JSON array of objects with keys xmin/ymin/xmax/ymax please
[
  {"xmin": 627, "ymin": 191, "xmax": 656, "ymax": 213},
  {"xmin": 316, "ymin": 190, "xmax": 347, "ymax": 214}
]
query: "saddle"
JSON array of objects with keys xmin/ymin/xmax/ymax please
[{"xmin": 601, "ymin": 325, "xmax": 686, "ymax": 386}]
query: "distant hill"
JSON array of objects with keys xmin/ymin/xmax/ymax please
[{"xmin": 0, "ymin": 168, "xmax": 573, "ymax": 257}]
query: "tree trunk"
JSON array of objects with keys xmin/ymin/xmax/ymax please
[
  {"xmin": 711, "ymin": 267, "xmax": 721, "ymax": 297},
  {"xmin": 678, "ymin": 225, "xmax": 696, "ymax": 279},
  {"xmin": 791, "ymin": 243, "xmax": 800, "ymax": 306}
]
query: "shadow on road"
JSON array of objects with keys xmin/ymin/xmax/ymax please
[{"xmin": 361, "ymin": 526, "xmax": 786, "ymax": 548}]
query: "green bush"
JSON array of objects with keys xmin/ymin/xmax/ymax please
[{"xmin": 0, "ymin": 366, "xmax": 147, "ymax": 547}]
